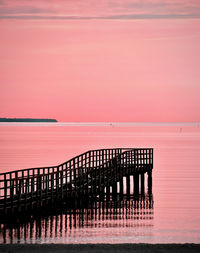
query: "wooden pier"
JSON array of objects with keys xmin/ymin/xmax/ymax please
[{"xmin": 0, "ymin": 148, "xmax": 153, "ymax": 221}]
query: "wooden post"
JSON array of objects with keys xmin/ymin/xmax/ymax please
[
  {"xmin": 24, "ymin": 178, "xmax": 27, "ymax": 210},
  {"xmin": 37, "ymin": 169, "xmax": 40, "ymax": 207},
  {"xmin": 22, "ymin": 171, "xmax": 24, "ymax": 194},
  {"xmin": 91, "ymin": 151, "xmax": 95, "ymax": 196},
  {"xmin": 40, "ymin": 175, "xmax": 42, "ymax": 207},
  {"xmin": 106, "ymin": 186, "xmax": 110, "ymax": 201},
  {"xmin": 89, "ymin": 152, "xmax": 92, "ymax": 196},
  {"xmin": 112, "ymin": 182, "xmax": 117, "ymax": 199},
  {"xmin": 99, "ymin": 150, "xmax": 104, "ymax": 199},
  {"xmin": 84, "ymin": 161, "xmax": 87, "ymax": 197},
  {"xmin": 126, "ymin": 151, "xmax": 128, "ymax": 175},
  {"xmin": 80, "ymin": 159, "xmax": 84, "ymax": 196},
  {"xmin": 70, "ymin": 161, "xmax": 72, "ymax": 198},
  {"xmin": 130, "ymin": 150, "xmax": 133, "ymax": 167},
  {"xmin": 94, "ymin": 151, "xmax": 97, "ymax": 196},
  {"xmin": 148, "ymin": 170, "xmax": 152, "ymax": 194},
  {"xmin": 18, "ymin": 179, "xmax": 22, "ymax": 213},
  {"xmin": 56, "ymin": 171, "xmax": 59, "ymax": 201},
  {"xmin": 134, "ymin": 173, "xmax": 139, "ymax": 195},
  {"xmin": 42, "ymin": 168, "xmax": 45, "ymax": 190},
  {"xmin": 134, "ymin": 149, "xmax": 137, "ymax": 173},
  {"xmin": 4, "ymin": 175, "xmax": 7, "ymax": 214},
  {"xmin": 97, "ymin": 151, "xmax": 101, "ymax": 196},
  {"xmin": 126, "ymin": 175, "xmax": 130, "ymax": 195},
  {"xmin": 77, "ymin": 161, "xmax": 81, "ymax": 197},
  {"xmin": 46, "ymin": 173, "xmax": 49, "ymax": 204},
  {"xmin": 51, "ymin": 173, "xmax": 54, "ymax": 203},
  {"xmin": 15, "ymin": 171, "xmax": 18, "ymax": 194},
  {"xmin": 60, "ymin": 170, "xmax": 63, "ymax": 200},
  {"xmin": 30, "ymin": 178, "xmax": 34, "ymax": 209},
  {"xmin": 73, "ymin": 159, "xmax": 76, "ymax": 199},
  {"xmin": 10, "ymin": 179, "xmax": 14, "ymax": 211},
  {"xmin": 80, "ymin": 155, "xmax": 83, "ymax": 195},
  {"xmin": 141, "ymin": 173, "xmax": 145, "ymax": 195},
  {"xmin": 120, "ymin": 177, "xmax": 123, "ymax": 196}
]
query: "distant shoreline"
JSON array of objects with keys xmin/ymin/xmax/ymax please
[
  {"xmin": 0, "ymin": 244, "xmax": 200, "ymax": 253},
  {"xmin": 0, "ymin": 121, "xmax": 199, "ymax": 127},
  {"xmin": 0, "ymin": 118, "xmax": 57, "ymax": 122}
]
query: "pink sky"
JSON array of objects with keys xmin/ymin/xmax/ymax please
[{"xmin": 0, "ymin": 0, "xmax": 200, "ymax": 122}]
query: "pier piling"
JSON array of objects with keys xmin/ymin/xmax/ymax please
[
  {"xmin": 141, "ymin": 173, "xmax": 145, "ymax": 195},
  {"xmin": 134, "ymin": 173, "xmax": 139, "ymax": 195},
  {"xmin": 148, "ymin": 171, "xmax": 152, "ymax": 194}
]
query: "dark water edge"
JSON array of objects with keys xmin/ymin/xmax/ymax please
[
  {"xmin": 0, "ymin": 244, "xmax": 200, "ymax": 253},
  {"xmin": 0, "ymin": 118, "xmax": 57, "ymax": 122}
]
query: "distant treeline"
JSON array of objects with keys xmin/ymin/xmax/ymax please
[{"xmin": 0, "ymin": 118, "xmax": 58, "ymax": 122}]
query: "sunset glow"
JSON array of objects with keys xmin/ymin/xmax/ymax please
[
  {"xmin": 0, "ymin": 1, "xmax": 200, "ymax": 122},
  {"xmin": 1, "ymin": 2, "xmax": 200, "ymax": 246}
]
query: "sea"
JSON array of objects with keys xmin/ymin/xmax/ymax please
[{"xmin": 0, "ymin": 122, "xmax": 200, "ymax": 244}]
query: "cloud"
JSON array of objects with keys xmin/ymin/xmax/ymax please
[
  {"xmin": 0, "ymin": 13, "xmax": 200, "ymax": 20},
  {"xmin": 0, "ymin": 7, "xmax": 45, "ymax": 15},
  {"xmin": 0, "ymin": 0, "xmax": 200, "ymax": 19}
]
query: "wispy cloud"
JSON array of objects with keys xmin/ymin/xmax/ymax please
[
  {"xmin": 1, "ymin": 14, "xmax": 200, "ymax": 20},
  {"xmin": 0, "ymin": 0, "xmax": 200, "ymax": 19}
]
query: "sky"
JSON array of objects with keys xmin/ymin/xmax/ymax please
[{"xmin": 0, "ymin": 0, "xmax": 200, "ymax": 122}]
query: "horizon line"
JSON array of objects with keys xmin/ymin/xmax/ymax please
[{"xmin": 0, "ymin": 122, "xmax": 200, "ymax": 127}]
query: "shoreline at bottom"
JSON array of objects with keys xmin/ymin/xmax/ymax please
[{"xmin": 0, "ymin": 243, "xmax": 200, "ymax": 253}]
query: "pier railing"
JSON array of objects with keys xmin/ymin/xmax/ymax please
[{"xmin": 0, "ymin": 148, "xmax": 153, "ymax": 218}]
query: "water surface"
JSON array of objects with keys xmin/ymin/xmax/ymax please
[{"xmin": 0, "ymin": 123, "xmax": 200, "ymax": 243}]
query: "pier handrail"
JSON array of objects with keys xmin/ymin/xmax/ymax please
[
  {"xmin": 0, "ymin": 148, "xmax": 153, "ymax": 210},
  {"xmin": 0, "ymin": 148, "xmax": 153, "ymax": 177}
]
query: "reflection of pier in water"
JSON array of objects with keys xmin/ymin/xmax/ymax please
[
  {"xmin": 0, "ymin": 148, "xmax": 153, "ymax": 220},
  {"xmin": 0, "ymin": 194, "xmax": 153, "ymax": 243}
]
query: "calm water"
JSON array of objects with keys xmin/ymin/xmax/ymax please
[{"xmin": 0, "ymin": 123, "xmax": 200, "ymax": 243}]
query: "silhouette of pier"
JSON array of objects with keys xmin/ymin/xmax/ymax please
[{"xmin": 0, "ymin": 148, "xmax": 153, "ymax": 221}]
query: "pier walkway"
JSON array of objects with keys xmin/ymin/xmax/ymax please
[{"xmin": 0, "ymin": 148, "xmax": 153, "ymax": 220}]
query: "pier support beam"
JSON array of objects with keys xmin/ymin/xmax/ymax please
[
  {"xmin": 112, "ymin": 183, "xmax": 117, "ymax": 196},
  {"xmin": 99, "ymin": 184, "xmax": 105, "ymax": 200},
  {"xmin": 141, "ymin": 173, "xmax": 145, "ymax": 195},
  {"xmin": 148, "ymin": 170, "xmax": 152, "ymax": 194},
  {"xmin": 134, "ymin": 173, "xmax": 139, "ymax": 195},
  {"xmin": 112, "ymin": 182, "xmax": 117, "ymax": 200},
  {"xmin": 106, "ymin": 186, "xmax": 110, "ymax": 201},
  {"xmin": 126, "ymin": 176, "xmax": 130, "ymax": 195},
  {"xmin": 120, "ymin": 178, "xmax": 123, "ymax": 196}
]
